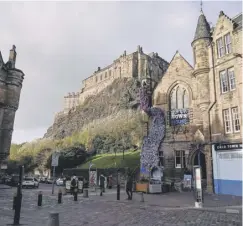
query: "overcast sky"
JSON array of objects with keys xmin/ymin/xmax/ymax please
[{"xmin": 0, "ymin": 1, "xmax": 241, "ymax": 144}]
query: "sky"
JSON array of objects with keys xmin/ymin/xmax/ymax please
[{"xmin": 0, "ymin": 0, "xmax": 241, "ymax": 144}]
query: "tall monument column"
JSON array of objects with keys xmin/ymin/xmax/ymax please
[{"xmin": 0, "ymin": 45, "xmax": 25, "ymax": 162}]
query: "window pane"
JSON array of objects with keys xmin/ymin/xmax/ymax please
[
  {"xmin": 232, "ymin": 107, "xmax": 240, "ymax": 132},
  {"xmin": 225, "ymin": 33, "xmax": 232, "ymax": 54},
  {"xmin": 170, "ymin": 90, "xmax": 177, "ymax": 109},
  {"xmin": 183, "ymin": 90, "xmax": 189, "ymax": 108},
  {"xmin": 177, "ymin": 87, "xmax": 183, "ymax": 109},
  {"xmin": 223, "ymin": 109, "xmax": 232, "ymax": 133},
  {"xmin": 228, "ymin": 68, "xmax": 236, "ymax": 90},
  {"xmin": 220, "ymin": 71, "xmax": 229, "ymax": 93},
  {"xmin": 217, "ymin": 37, "xmax": 225, "ymax": 58}
]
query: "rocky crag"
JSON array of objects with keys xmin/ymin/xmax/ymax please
[{"xmin": 44, "ymin": 78, "xmax": 144, "ymax": 140}]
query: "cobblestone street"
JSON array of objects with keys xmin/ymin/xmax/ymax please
[{"xmin": 0, "ymin": 186, "xmax": 242, "ymax": 226}]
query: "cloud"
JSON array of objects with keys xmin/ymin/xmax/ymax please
[{"xmin": 0, "ymin": 1, "xmax": 241, "ymax": 144}]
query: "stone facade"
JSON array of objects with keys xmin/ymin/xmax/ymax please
[
  {"xmin": 57, "ymin": 46, "xmax": 169, "ymax": 117},
  {"xmin": 0, "ymin": 46, "xmax": 25, "ymax": 161},
  {"xmin": 153, "ymin": 11, "xmax": 242, "ymax": 192}
]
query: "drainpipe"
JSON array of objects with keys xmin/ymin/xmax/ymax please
[{"xmin": 207, "ymin": 41, "xmax": 217, "ymax": 193}]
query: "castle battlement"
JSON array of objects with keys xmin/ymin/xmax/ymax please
[{"xmin": 55, "ymin": 46, "xmax": 169, "ymax": 119}]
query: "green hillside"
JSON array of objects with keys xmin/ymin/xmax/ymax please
[{"xmin": 79, "ymin": 151, "xmax": 141, "ymax": 170}]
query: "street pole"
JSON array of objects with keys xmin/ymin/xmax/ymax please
[
  {"xmin": 52, "ymin": 166, "xmax": 55, "ymax": 195},
  {"xmin": 117, "ymin": 169, "xmax": 120, "ymax": 200},
  {"xmin": 13, "ymin": 165, "xmax": 24, "ymax": 225}
]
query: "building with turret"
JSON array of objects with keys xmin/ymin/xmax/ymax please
[
  {"xmin": 154, "ymin": 10, "xmax": 242, "ymax": 196},
  {"xmin": 0, "ymin": 46, "xmax": 25, "ymax": 162},
  {"xmin": 57, "ymin": 46, "xmax": 169, "ymax": 116}
]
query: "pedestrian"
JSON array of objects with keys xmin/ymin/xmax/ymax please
[
  {"xmin": 70, "ymin": 173, "xmax": 78, "ymax": 195},
  {"xmin": 99, "ymin": 174, "xmax": 105, "ymax": 195},
  {"xmin": 126, "ymin": 169, "xmax": 133, "ymax": 200}
]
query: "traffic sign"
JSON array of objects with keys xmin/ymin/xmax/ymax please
[{"xmin": 51, "ymin": 152, "xmax": 60, "ymax": 167}]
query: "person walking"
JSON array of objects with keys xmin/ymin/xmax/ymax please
[
  {"xmin": 70, "ymin": 173, "xmax": 78, "ymax": 195},
  {"xmin": 99, "ymin": 174, "xmax": 105, "ymax": 196},
  {"xmin": 126, "ymin": 169, "xmax": 133, "ymax": 200}
]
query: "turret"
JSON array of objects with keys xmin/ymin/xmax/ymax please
[
  {"xmin": 191, "ymin": 10, "xmax": 212, "ymax": 111},
  {"xmin": 8, "ymin": 45, "xmax": 17, "ymax": 69}
]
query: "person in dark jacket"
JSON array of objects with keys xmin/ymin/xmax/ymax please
[
  {"xmin": 99, "ymin": 174, "xmax": 105, "ymax": 196},
  {"xmin": 126, "ymin": 169, "xmax": 133, "ymax": 200}
]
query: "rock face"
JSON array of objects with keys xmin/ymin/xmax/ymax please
[
  {"xmin": 44, "ymin": 78, "xmax": 142, "ymax": 139},
  {"xmin": 0, "ymin": 46, "xmax": 25, "ymax": 161}
]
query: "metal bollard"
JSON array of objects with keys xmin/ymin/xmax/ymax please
[
  {"xmin": 74, "ymin": 189, "xmax": 78, "ymax": 201},
  {"xmin": 58, "ymin": 189, "xmax": 62, "ymax": 204},
  {"xmin": 117, "ymin": 184, "xmax": 120, "ymax": 200},
  {"xmin": 140, "ymin": 192, "xmax": 144, "ymax": 202},
  {"xmin": 83, "ymin": 189, "xmax": 88, "ymax": 198},
  {"xmin": 48, "ymin": 212, "xmax": 59, "ymax": 226},
  {"xmin": 38, "ymin": 191, "xmax": 43, "ymax": 206},
  {"xmin": 12, "ymin": 193, "xmax": 17, "ymax": 210}
]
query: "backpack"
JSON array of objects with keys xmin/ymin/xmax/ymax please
[{"xmin": 71, "ymin": 178, "xmax": 77, "ymax": 187}]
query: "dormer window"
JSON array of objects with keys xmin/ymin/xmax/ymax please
[{"xmin": 216, "ymin": 33, "xmax": 232, "ymax": 58}]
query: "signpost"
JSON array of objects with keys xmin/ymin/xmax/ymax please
[
  {"xmin": 193, "ymin": 166, "xmax": 203, "ymax": 208},
  {"xmin": 51, "ymin": 152, "xmax": 59, "ymax": 195}
]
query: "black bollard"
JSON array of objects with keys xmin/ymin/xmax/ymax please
[
  {"xmin": 117, "ymin": 184, "xmax": 120, "ymax": 200},
  {"xmin": 38, "ymin": 191, "xmax": 42, "ymax": 206},
  {"xmin": 58, "ymin": 189, "xmax": 62, "ymax": 204},
  {"xmin": 13, "ymin": 165, "xmax": 24, "ymax": 225},
  {"xmin": 12, "ymin": 194, "xmax": 17, "ymax": 210},
  {"xmin": 74, "ymin": 189, "xmax": 78, "ymax": 201}
]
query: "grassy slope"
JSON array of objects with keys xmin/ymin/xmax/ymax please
[{"xmin": 79, "ymin": 151, "xmax": 141, "ymax": 170}]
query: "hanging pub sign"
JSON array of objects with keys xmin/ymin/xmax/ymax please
[{"xmin": 170, "ymin": 108, "xmax": 190, "ymax": 126}]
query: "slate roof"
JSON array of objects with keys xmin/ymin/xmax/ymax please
[
  {"xmin": 233, "ymin": 13, "xmax": 242, "ymax": 31},
  {"xmin": 192, "ymin": 12, "xmax": 211, "ymax": 43}
]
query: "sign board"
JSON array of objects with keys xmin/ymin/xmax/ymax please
[
  {"xmin": 183, "ymin": 174, "xmax": 192, "ymax": 189},
  {"xmin": 195, "ymin": 167, "xmax": 202, "ymax": 190},
  {"xmin": 89, "ymin": 170, "xmax": 97, "ymax": 187},
  {"xmin": 214, "ymin": 143, "xmax": 242, "ymax": 151},
  {"xmin": 51, "ymin": 152, "xmax": 60, "ymax": 167},
  {"xmin": 170, "ymin": 108, "xmax": 190, "ymax": 126}
]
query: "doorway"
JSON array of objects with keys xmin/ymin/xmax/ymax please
[{"xmin": 193, "ymin": 151, "xmax": 207, "ymax": 179}]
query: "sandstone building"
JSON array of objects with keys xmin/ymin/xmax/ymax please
[
  {"xmin": 0, "ymin": 46, "xmax": 25, "ymax": 162},
  {"xmin": 56, "ymin": 46, "xmax": 169, "ymax": 117},
  {"xmin": 153, "ymin": 10, "xmax": 242, "ymax": 195}
]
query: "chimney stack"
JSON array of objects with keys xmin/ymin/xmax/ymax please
[{"xmin": 9, "ymin": 45, "xmax": 17, "ymax": 68}]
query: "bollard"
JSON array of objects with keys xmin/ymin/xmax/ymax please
[
  {"xmin": 48, "ymin": 212, "xmax": 59, "ymax": 226},
  {"xmin": 140, "ymin": 192, "xmax": 144, "ymax": 202},
  {"xmin": 38, "ymin": 191, "xmax": 43, "ymax": 206},
  {"xmin": 117, "ymin": 185, "xmax": 120, "ymax": 200},
  {"xmin": 100, "ymin": 188, "xmax": 103, "ymax": 196},
  {"xmin": 83, "ymin": 189, "xmax": 88, "ymax": 198},
  {"xmin": 74, "ymin": 188, "xmax": 78, "ymax": 201},
  {"xmin": 58, "ymin": 189, "xmax": 62, "ymax": 204},
  {"xmin": 12, "ymin": 193, "xmax": 17, "ymax": 210}
]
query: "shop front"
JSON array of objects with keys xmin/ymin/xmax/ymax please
[{"xmin": 212, "ymin": 143, "xmax": 242, "ymax": 196}]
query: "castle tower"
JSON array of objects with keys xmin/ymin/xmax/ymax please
[
  {"xmin": 191, "ymin": 10, "xmax": 212, "ymax": 109},
  {"xmin": 191, "ymin": 11, "xmax": 213, "ymax": 192},
  {"xmin": 0, "ymin": 46, "xmax": 24, "ymax": 161}
]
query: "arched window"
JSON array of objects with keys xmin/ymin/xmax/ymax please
[
  {"xmin": 170, "ymin": 84, "xmax": 190, "ymax": 126},
  {"xmin": 170, "ymin": 85, "xmax": 189, "ymax": 109}
]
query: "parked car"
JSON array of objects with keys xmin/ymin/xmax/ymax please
[
  {"xmin": 22, "ymin": 177, "xmax": 39, "ymax": 189},
  {"xmin": 56, "ymin": 178, "xmax": 64, "ymax": 186},
  {"xmin": 46, "ymin": 178, "xmax": 55, "ymax": 184}
]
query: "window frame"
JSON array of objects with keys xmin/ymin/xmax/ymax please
[
  {"xmin": 219, "ymin": 70, "xmax": 229, "ymax": 93},
  {"xmin": 175, "ymin": 150, "xmax": 186, "ymax": 169},
  {"xmin": 223, "ymin": 108, "xmax": 232, "ymax": 134},
  {"xmin": 158, "ymin": 151, "xmax": 164, "ymax": 167},
  {"xmin": 217, "ymin": 37, "xmax": 225, "ymax": 58},
  {"xmin": 231, "ymin": 107, "xmax": 241, "ymax": 133},
  {"xmin": 228, "ymin": 67, "xmax": 236, "ymax": 91},
  {"xmin": 224, "ymin": 33, "xmax": 232, "ymax": 55}
]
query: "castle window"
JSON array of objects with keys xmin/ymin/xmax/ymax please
[
  {"xmin": 224, "ymin": 33, "xmax": 232, "ymax": 54},
  {"xmin": 216, "ymin": 37, "xmax": 225, "ymax": 58},
  {"xmin": 100, "ymin": 74, "xmax": 102, "ymax": 80},
  {"xmin": 105, "ymin": 72, "xmax": 107, "ymax": 78},
  {"xmin": 232, "ymin": 107, "xmax": 240, "ymax": 133},
  {"xmin": 219, "ymin": 67, "xmax": 235, "ymax": 93},
  {"xmin": 109, "ymin": 70, "xmax": 111, "ymax": 77},
  {"xmin": 222, "ymin": 107, "xmax": 240, "ymax": 134},
  {"xmin": 158, "ymin": 151, "xmax": 164, "ymax": 167}
]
